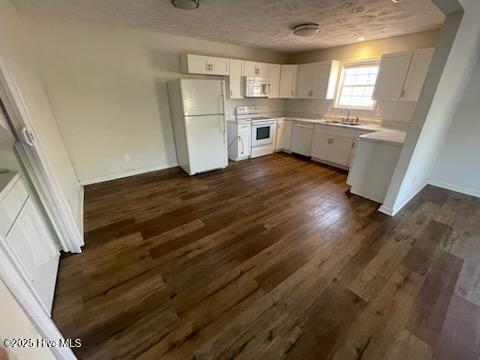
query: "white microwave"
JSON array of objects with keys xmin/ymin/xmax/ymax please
[{"xmin": 244, "ymin": 76, "xmax": 269, "ymax": 98}]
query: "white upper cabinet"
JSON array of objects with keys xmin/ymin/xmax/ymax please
[
  {"xmin": 296, "ymin": 61, "xmax": 340, "ymax": 99},
  {"xmin": 279, "ymin": 65, "xmax": 298, "ymax": 98},
  {"xmin": 228, "ymin": 59, "xmax": 244, "ymax": 99},
  {"xmin": 244, "ymin": 61, "xmax": 269, "ymax": 78},
  {"xmin": 373, "ymin": 52, "xmax": 412, "ymax": 101},
  {"xmin": 373, "ymin": 48, "xmax": 434, "ymax": 102},
  {"xmin": 268, "ymin": 64, "xmax": 281, "ymax": 98},
  {"xmin": 181, "ymin": 54, "xmax": 229, "ymax": 76},
  {"xmin": 402, "ymin": 48, "xmax": 434, "ymax": 101}
]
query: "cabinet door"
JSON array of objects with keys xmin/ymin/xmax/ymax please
[
  {"xmin": 296, "ymin": 63, "xmax": 315, "ymax": 98},
  {"xmin": 328, "ymin": 137, "xmax": 354, "ymax": 166},
  {"xmin": 310, "ymin": 133, "xmax": 330, "ymax": 160},
  {"xmin": 279, "ymin": 65, "xmax": 298, "ymax": 98},
  {"xmin": 244, "ymin": 61, "xmax": 268, "ymax": 77},
  {"xmin": 5, "ymin": 199, "xmax": 59, "ymax": 312},
  {"xmin": 228, "ymin": 59, "xmax": 244, "ymax": 99},
  {"xmin": 207, "ymin": 57, "xmax": 229, "ymax": 75},
  {"xmin": 257, "ymin": 62, "xmax": 269, "ymax": 78},
  {"xmin": 373, "ymin": 51, "xmax": 413, "ymax": 101},
  {"xmin": 185, "ymin": 54, "xmax": 208, "ymax": 74},
  {"xmin": 275, "ymin": 120, "xmax": 292, "ymax": 150},
  {"xmin": 244, "ymin": 61, "xmax": 257, "ymax": 77},
  {"xmin": 312, "ymin": 63, "xmax": 332, "ymax": 99},
  {"xmin": 268, "ymin": 64, "xmax": 281, "ymax": 98},
  {"xmin": 402, "ymin": 48, "xmax": 434, "ymax": 101}
]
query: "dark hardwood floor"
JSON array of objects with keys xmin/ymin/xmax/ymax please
[{"xmin": 52, "ymin": 153, "xmax": 480, "ymax": 359}]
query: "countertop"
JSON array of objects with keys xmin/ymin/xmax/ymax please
[
  {"xmin": 280, "ymin": 117, "xmax": 381, "ymax": 132},
  {"xmin": 359, "ymin": 129, "xmax": 406, "ymax": 145},
  {"xmin": 227, "ymin": 116, "xmax": 381, "ymax": 132}
]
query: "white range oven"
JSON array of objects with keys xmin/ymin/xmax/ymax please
[
  {"xmin": 235, "ymin": 105, "xmax": 277, "ymax": 159},
  {"xmin": 250, "ymin": 119, "xmax": 277, "ymax": 158}
]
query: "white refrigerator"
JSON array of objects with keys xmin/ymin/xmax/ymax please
[{"xmin": 167, "ymin": 79, "xmax": 228, "ymax": 175}]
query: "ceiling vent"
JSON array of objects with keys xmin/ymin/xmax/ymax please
[
  {"xmin": 293, "ymin": 23, "xmax": 320, "ymax": 37},
  {"xmin": 170, "ymin": 0, "xmax": 200, "ymax": 10}
]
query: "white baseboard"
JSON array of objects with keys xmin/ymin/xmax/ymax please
[
  {"xmin": 79, "ymin": 162, "xmax": 178, "ymax": 186},
  {"xmin": 379, "ymin": 181, "xmax": 427, "ymax": 217},
  {"xmin": 378, "ymin": 204, "xmax": 394, "ymax": 216},
  {"xmin": 77, "ymin": 186, "xmax": 84, "ymax": 241},
  {"xmin": 428, "ymin": 179, "xmax": 480, "ymax": 198}
]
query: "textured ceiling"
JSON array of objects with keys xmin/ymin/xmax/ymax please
[{"xmin": 14, "ymin": 0, "xmax": 445, "ymax": 52}]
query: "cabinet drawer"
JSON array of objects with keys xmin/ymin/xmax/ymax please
[
  {"xmin": 314, "ymin": 125, "xmax": 355, "ymax": 140},
  {"xmin": 0, "ymin": 178, "xmax": 29, "ymax": 237}
]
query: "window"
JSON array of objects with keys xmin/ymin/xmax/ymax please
[{"xmin": 335, "ymin": 61, "xmax": 380, "ymax": 110}]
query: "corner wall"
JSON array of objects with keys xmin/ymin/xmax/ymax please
[
  {"xmin": 430, "ymin": 57, "xmax": 480, "ymax": 197},
  {"xmin": 381, "ymin": 0, "xmax": 480, "ymax": 215}
]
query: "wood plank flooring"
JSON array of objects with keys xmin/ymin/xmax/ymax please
[{"xmin": 52, "ymin": 153, "xmax": 480, "ymax": 359}]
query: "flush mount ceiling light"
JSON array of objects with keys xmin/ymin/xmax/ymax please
[
  {"xmin": 170, "ymin": 0, "xmax": 199, "ymax": 10},
  {"xmin": 293, "ymin": 23, "xmax": 320, "ymax": 37}
]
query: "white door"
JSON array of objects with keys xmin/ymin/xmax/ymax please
[
  {"xmin": 228, "ymin": 59, "xmax": 244, "ymax": 99},
  {"xmin": 402, "ymin": 48, "xmax": 434, "ymax": 101},
  {"xmin": 279, "ymin": 65, "xmax": 297, "ymax": 98},
  {"xmin": 5, "ymin": 198, "xmax": 59, "ymax": 313},
  {"xmin": 185, "ymin": 115, "xmax": 227, "ymax": 174},
  {"xmin": 181, "ymin": 79, "xmax": 224, "ymax": 116},
  {"xmin": 268, "ymin": 64, "xmax": 280, "ymax": 98},
  {"xmin": 373, "ymin": 51, "xmax": 413, "ymax": 101}
]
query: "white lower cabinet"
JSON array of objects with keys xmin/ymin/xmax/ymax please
[
  {"xmin": 291, "ymin": 122, "xmax": 314, "ymax": 156},
  {"xmin": 227, "ymin": 122, "xmax": 251, "ymax": 161},
  {"xmin": 0, "ymin": 173, "xmax": 59, "ymax": 314},
  {"xmin": 310, "ymin": 125, "xmax": 356, "ymax": 168},
  {"xmin": 275, "ymin": 120, "xmax": 292, "ymax": 151}
]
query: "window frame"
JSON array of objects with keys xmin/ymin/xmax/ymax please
[{"xmin": 334, "ymin": 59, "xmax": 380, "ymax": 111}]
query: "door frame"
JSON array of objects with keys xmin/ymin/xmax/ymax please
[
  {"xmin": 0, "ymin": 236, "xmax": 76, "ymax": 359},
  {"xmin": 0, "ymin": 50, "xmax": 83, "ymax": 253}
]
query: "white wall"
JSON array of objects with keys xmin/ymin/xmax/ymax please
[
  {"xmin": 430, "ymin": 57, "xmax": 480, "ymax": 197},
  {"xmin": 286, "ymin": 30, "xmax": 440, "ymax": 130},
  {"xmin": 381, "ymin": 0, "xmax": 480, "ymax": 215},
  {"xmin": 19, "ymin": 14, "xmax": 287, "ymax": 184},
  {"xmin": 0, "ymin": 279, "xmax": 55, "ymax": 360},
  {"xmin": 0, "ymin": 1, "xmax": 82, "ymax": 227}
]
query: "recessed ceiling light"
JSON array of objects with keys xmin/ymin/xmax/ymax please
[
  {"xmin": 293, "ymin": 23, "xmax": 320, "ymax": 37},
  {"xmin": 170, "ymin": 0, "xmax": 199, "ymax": 10},
  {"xmin": 392, "ymin": 0, "xmax": 401, "ymax": 3},
  {"xmin": 358, "ymin": 37, "xmax": 365, "ymax": 41}
]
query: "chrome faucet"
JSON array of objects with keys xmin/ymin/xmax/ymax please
[{"xmin": 341, "ymin": 108, "xmax": 350, "ymax": 123}]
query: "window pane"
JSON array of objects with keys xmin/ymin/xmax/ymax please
[{"xmin": 337, "ymin": 63, "xmax": 379, "ymax": 109}]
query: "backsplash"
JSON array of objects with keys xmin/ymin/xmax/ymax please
[
  {"xmin": 284, "ymin": 99, "xmax": 416, "ymax": 131},
  {"xmin": 224, "ymin": 97, "xmax": 415, "ymax": 131}
]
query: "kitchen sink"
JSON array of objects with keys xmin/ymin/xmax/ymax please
[{"xmin": 325, "ymin": 120, "xmax": 359, "ymax": 126}]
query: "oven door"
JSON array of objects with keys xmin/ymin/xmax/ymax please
[{"xmin": 251, "ymin": 121, "xmax": 276, "ymax": 147}]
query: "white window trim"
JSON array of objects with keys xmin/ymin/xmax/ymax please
[{"xmin": 334, "ymin": 59, "xmax": 380, "ymax": 111}]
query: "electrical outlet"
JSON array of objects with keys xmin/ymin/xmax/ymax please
[{"xmin": 124, "ymin": 154, "xmax": 131, "ymax": 162}]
